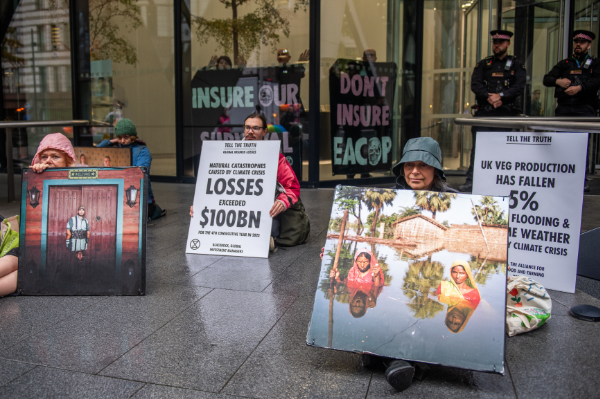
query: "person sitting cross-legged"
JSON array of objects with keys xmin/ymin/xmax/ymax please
[
  {"xmin": 97, "ymin": 118, "xmax": 166, "ymax": 220},
  {"xmin": 191, "ymin": 112, "xmax": 310, "ymax": 251}
]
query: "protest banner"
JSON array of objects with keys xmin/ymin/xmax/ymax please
[
  {"xmin": 18, "ymin": 167, "xmax": 148, "ymax": 295},
  {"xmin": 473, "ymin": 132, "xmax": 587, "ymax": 293},
  {"xmin": 188, "ymin": 66, "xmax": 305, "ymax": 179},
  {"xmin": 187, "ymin": 141, "xmax": 280, "ymax": 258},
  {"xmin": 307, "ymin": 186, "xmax": 508, "ymax": 373},
  {"xmin": 329, "ymin": 59, "xmax": 397, "ymax": 175}
]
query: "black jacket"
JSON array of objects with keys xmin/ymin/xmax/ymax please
[{"xmin": 543, "ymin": 54, "xmax": 600, "ymax": 108}]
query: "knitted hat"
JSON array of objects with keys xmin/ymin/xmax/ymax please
[
  {"xmin": 31, "ymin": 133, "xmax": 76, "ymax": 166},
  {"xmin": 115, "ymin": 118, "xmax": 137, "ymax": 137}
]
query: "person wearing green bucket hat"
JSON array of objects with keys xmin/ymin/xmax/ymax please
[
  {"xmin": 392, "ymin": 137, "xmax": 458, "ymax": 193},
  {"xmin": 319, "ymin": 137, "xmax": 457, "ymax": 392},
  {"xmin": 98, "ymin": 118, "xmax": 167, "ymax": 220}
]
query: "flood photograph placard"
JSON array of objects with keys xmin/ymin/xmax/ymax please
[
  {"xmin": 18, "ymin": 167, "xmax": 148, "ymax": 295},
  {"xmin": 307, "ymin": 186, "xmax": 509, "ymax": 373}
]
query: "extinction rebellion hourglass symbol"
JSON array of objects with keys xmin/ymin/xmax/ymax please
[{"xmin": 190, "ymin": 239, "xmax": 201, "ymax": 250}]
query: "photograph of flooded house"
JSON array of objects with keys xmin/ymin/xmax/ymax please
[
  {"xmin": 392, "ymin": 214, "xmax": 508, "ymax": 262},
  {"xmin": 308, "ymin": 186, "xmax": 510, "ymax": 373}
]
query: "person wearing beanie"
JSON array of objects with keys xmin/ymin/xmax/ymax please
[{"xmin": 97, "ymin": 118, "xmax": 166, "ymax": 220}]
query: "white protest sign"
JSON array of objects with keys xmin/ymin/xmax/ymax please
[
  {"xmin": 187, "ymin": 141, "xmax": 280, "ymax": 258},
  {"xmin": 473, "ymin": 131, "xmax": 588, "ymax": 293}
]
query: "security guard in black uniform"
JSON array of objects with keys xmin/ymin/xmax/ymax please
[
  {"xmin": 460, "ymin": 30, "xmax": 526, "ymax": 192},
  {"xmin": 544, "ymin": 30, "xmax": 600, "ymax": 192},
  {"xmin": 543, "ymin": 30, "xmax": 600, "ymax": 116}
]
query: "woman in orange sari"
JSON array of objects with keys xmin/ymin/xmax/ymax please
[{"xmin": 436, "ymin": 260, "xmax": 481, "ymax": 307}]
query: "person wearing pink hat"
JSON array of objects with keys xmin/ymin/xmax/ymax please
[{"xmin": 30, "ymin": 133, "xmax": 77, "ymax": 173}]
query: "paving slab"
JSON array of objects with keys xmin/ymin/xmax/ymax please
[
  {"xmin": 3, "ymin": 285, "xmax": 212, "ymax": 373},
  {"xmin": 222, "ymin": 296, "xmax": 372, "ymax": 399},
  {"xmin": 0, "ymin": 296, "xmax": 105, "ymax": 350},
  {"xmin": 2, "ymin": 180, "xmax": 600, "ymax": 397},
  {"xmin": 132, "ymin": 384, "xmax": 243, "ymax": 399},
  {"xmin": 100, "ymin": 289, "xmax": 296, "ymax": 392},
  {"xmin": 505, "ymin": 307, "xmax": 600, "ymax": 398},
  {"xmin": 189, "ymin": 257, "xmax": 279, "ymax": 292},
  {"xmin": 366, "ymin": 365, "xmax": 516, "ymax": 398},
  {"xmin": 0, "ymin": 366, "xmax": 144, "ymax": 399},
  {"xmin": 0, "ymin": 358, "xmax": 36, "ymax": 387}
]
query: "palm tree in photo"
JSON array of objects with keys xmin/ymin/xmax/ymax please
[
  {"xmin": 472, "ymin": 196, "xmax": 506, "ymax": 225},
  {"xmin": 335, "ymin": 186, "xmax": 365, "ymax": 235},
  {"xmin": 363, "ymin": 189, "xmax": 396, "ymax": 236},
  {"xmin": 403, "ymin": 260, "xmax": 445, "ymax": 319},
  {"xmin": 413, "ymin": 191, "xmax": 457, "ymax": 220}
]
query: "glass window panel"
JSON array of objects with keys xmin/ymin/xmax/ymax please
[
  {"xmin": 182, "ymin": 0, "xmax": 310, "ymax": 180},
  {"xmin": 2, "ymin": 0, "xmax": 74, "ymax": 169},
  {"xmin": 502, "ymin": 0, "xmax": 563, "ymax": 117},
  {"xmin": 320, "ymin": 0, "xmax": 400, "ymax": 181},
  {"xmin": 87, "ymin": 0, "xmax": 177, "ymax": 176}
]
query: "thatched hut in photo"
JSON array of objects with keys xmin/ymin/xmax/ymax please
[{"xmin": 392, "ymin": 214, "xmax": 448, "ymax": 241}]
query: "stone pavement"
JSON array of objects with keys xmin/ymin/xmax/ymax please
[{"xmin": 1, "ymin": 175, "xmax": 600, "ymax": 398}]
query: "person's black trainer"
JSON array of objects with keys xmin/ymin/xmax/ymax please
[{"xmin": 385, "ymin": 360, "xmax": 414, "ymax": 392}]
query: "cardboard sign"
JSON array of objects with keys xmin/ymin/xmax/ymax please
[
  {"xmin": 18, "ymin": 167, "xmax": 148, "ymax": 295},
  {"xmin": 187, "ymin": 141, "xmax": 280, "ymax": 258},
  {"xmin": 73, "ymin": 147, "xmax": 132, "ymax": 167},
  {"xmin": 473, "ymin": 132, "xmax": 587, "ymax": 293},
  {"xmin": 307, "ymin": 186, "xmax": 508, "ymax": 373},
  {"xmin": 329, "ymin": 59, "xmax": 397, "ymax": 175}
]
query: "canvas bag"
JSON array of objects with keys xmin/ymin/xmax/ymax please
[
  {"xmin": 506, "ymin": 276, "xmax": 552, "ymax": 337},
  {"xmin": 0, "ymin": 216, "xmax": 19, "ymax": 258},
  {"xmin": 275, "ymin": 196, "xmax": 310, "ymax": 247}
]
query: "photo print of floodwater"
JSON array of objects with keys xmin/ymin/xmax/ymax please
[{"xmin": 307, "ymin": 186, "xmax": 509, "ymax": 373}]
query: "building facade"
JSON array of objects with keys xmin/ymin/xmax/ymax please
[{"xmin": 1, "ymin": 0, "xmax": 597, "ymax": 186}]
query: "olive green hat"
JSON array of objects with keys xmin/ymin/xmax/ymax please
[
  {"xmin": 392, "ymin": 137, "xmax": 446, "ymax": 180},
  {"xmin": 114, "ymin": 118, "xmax": 137, "ymax": 137}
]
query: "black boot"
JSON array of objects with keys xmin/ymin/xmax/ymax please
[{"xmin": 384, "ymin": 360, "xmax": 414, "ymax": 392}]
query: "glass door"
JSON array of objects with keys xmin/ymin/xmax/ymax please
[
  {"xmin": 501, "ymin": 0, "xmax": 564, "ymax": 117},
  {"xmin": 421, "ymin": 0, "xmax": 497, "ymax": 172}
]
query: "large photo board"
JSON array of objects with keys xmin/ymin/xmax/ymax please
[
  {"xmin": 187, "ymin": 141, "xmax": 280, "ymax": 258},
  {"xmin": 307, "ymin": 186, "xmax": 508, "ymax": 373},
  {"xmin": 18, "ymin": 167, "xmax": 148, "ymax": 295},
  {"xmin": 472, "ymin": 132, "xmax": 587, "ymax": 293}
]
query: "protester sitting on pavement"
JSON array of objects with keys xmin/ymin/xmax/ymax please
[
  {"xmin": 98, "ymin": 118, "xmax": 166, "ymax": 220},
  {"xmin": 31, "ymin": 132, "xmax": 77, "ymax": 173},
  {"xmin": 191, "ymin": 112, "xmax": 310, "ymax": 251},
  {"xmin": 4, "ymin": 133, "xmax": 78, "ymax": 295},
  {"xmin": 393, "ymin": 137, "xmax": 459, "ymax": 193},
  {"xmin": 0, "ymin": 215, "xmax": 19, "ymax": 297},
  {"xmin": 319, "ymin": 137, "xmax": 456, "ymax": 392}
]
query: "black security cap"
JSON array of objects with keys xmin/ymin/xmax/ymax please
[
  {"xmin": 490, "ymin": 30, "xmax": 513, "ymax": 40},
  {"xmin": 573, "ymin": 30, "xmax": 596, "ymax": 42}
]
